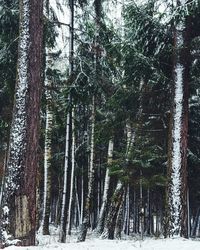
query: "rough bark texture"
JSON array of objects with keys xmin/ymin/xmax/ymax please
[
  {"xmin": 42, "ymin": 54, "xmax": 53, "ymax": 236},
  {"xmin": 0, "ymin": 0, "xmax": 43, "ymax": 247},
  {"xmin": 167, "ymin": 0, "xmax": 190, "ymax": 238},
  {"xmin": 102, "ymin": 181, "xmax": 124, "ymax": 239},
  {"xmin": 42, "ymin": 0, "xmax": 53, "ymax": 236}
]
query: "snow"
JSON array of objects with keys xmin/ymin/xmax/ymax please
[
  {"xmin": 170, "ymin": 63, "xmax": 184, "ymax": 234},
  {"xmin": 5, "ymin": 235, "xmax": 200, "ymax": 250},
  {"xmin": 5, "ymin": 0, "xmax": 29, "ymax": 192}
]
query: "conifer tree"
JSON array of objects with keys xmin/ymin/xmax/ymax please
[{"xmin": 0, "ymin": 0, "xmax": 43, "ymax": 246}]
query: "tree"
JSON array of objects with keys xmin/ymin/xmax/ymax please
[
  {"xmin": 167, "ymin": 0, "xmax": 191, "ymax": 238},
  {"xmin": 0, "ymin": 0, "xmax": 43, "ymax": 246},
  {"xmin": 96, "ymin": 138, "xmax": 114, "ymax": 234}
]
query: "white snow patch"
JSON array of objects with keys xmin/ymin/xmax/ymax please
[{"xmin": 4, "ymin": 236, "xmax": 200, "ymax": 250}]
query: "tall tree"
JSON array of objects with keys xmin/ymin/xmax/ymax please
[
  {"xmin": 77, "ymin": 95, "xmax": 96, "ymax": 242},
  {"xmin": 167, "ymin": 0, "xmax": 191, "ymax": 237},
  {"xmin": 42, "ymin": 0, "xmax": 54, "ymax": 235},
  {"xmin": 0, "ymin": 0, "xmax": 43, "ymax": 246},
  {"xmin": 59, "ymin": 0, "xmax": 74, "ymax": 242}
]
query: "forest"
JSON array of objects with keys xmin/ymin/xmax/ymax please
[{"xmin": 0, "ymin": 0, "xmax": 200, "ymax": 248}]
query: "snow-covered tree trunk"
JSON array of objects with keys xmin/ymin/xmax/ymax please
[
  {"xmin": 42, "ymin": 55, "xmax": 53, "ymax": 235},
  {"xmin": 77, "ymin": 96, "xmax": 95, "ymax": 242},
  {"xmin": 42, "ymin": 12, "xmax": 53, "ymax": 233},
  {"xmin": 167, "ymin": 0, "xmax": 190, "ymax": 238},
  {"xmin": 0, "ymin": 0, "xmax": 43, "ymax": 246},
  {"xmin": 96, "ymin": 138, "xmax": 114, "ymax": 235},
  {"xmin": 59, "ymin": 110, "xmax": 70, "ymax": 243},
  {"xmin": 59, "ymin": 0, "xmax": 74, "ymax": 242},
  {"xmin": 66, "ymin": 107, "xmax": 76, "ymax": 236}
]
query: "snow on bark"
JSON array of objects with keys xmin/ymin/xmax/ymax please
[
  {"xmin": 66, "ymin": 108, "xmax": 76, "ymax": 236},
  {"xmin": 42, "ymin": 51, "xmax": 53, "ymax": 235},
  {"xmin": 170, "ymin": 63, "xmax": 184, "ymax": 234},
  {"xmin": 59, "ymin": 111, "xmax": 70, "ymax": 242},
  {"xmin": 1, "ymin": 0, "xmax": 43, "ymax": 245},
  {"xmin": 168, "ymin": 0, "xmax": 188, "ymax": 236},
  {"xmin": 0, "ymin": 1, "xmax": 30, "ymax": 242},
  {"xmin": 5, "ymin": 0, "xmax": 29, "ymax": 194}
]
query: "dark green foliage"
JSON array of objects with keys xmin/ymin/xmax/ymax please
[
  {"xmin": 0, "ymin": 0, "xmax": 19, "ymax": 148},
  {"xmin": 1, "ymin": 0, "xmax": 200, "ymax": 240}
]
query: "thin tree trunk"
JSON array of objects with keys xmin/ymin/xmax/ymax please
[
  {"xmin": 42, "ymin": 40, "xmax": 53, "ymax": 236},
  {"xmin": 0, "ymin": 152, "xmax": 7, "ymax": 207},
  {"xmin": 75, "ymin": 176, "xmax": 81, "ymax": 227},
  {"xmin": 59, "ymin": 111, "xmax": 70, "ymax": 243},
  {"xmin": 123, "ymin": 185, "xmax": 130, "ymax": 235},
  {"xmin": 77, "ymin": 96, "xmax": 95, "ymax": 242},
  {"xmin": 59, "ymin": 0, "xmax": 74, "ymax": 242},
  {"xmin": 191, "ymin": 208, "xmax": 200, "ymax": 237},
  {"xmin": 139, "ymin": 171, "xmax": 144, "ymax": 240},
  {"xmin": 80, "ymin": 164, "xmax": 84, "ymax": 224},
  {"xmin": 42, "ymin": 88, "xmax": 53, "ymax": 235},
  {"xmin": 66, "ymin": 108, "xmax": 76, "ymax": 235}
]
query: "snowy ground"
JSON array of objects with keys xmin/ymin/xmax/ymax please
[
  {"xmin": 5, "ymin": 226, "xmax": 200, "ymax": 250},
  {"xmin": 6, "ymin": 237, "xmax": 200, "ymax": 250}
]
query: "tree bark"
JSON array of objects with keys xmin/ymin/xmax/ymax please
[
  {"xmin": 96, "ymin": 138, "xmax": 114, "ymax": 235},
  {"xmin": 59, "ymin": 110, "xmax": 70, "ymax": 243},
  {"xmin": 102, "ymin": 181, "xmax": 124, "ymax": 239},
  {"xmin": 41, "ymin": 0, "xmax": 54, "ymax": 236},
  {"xmin": 42, "ymin": 52, "xmax": 53, "ymax": 236},
  {"xmin": 167, "ymin": 0, "xmax": 190, "ymax": 238},
  {"xmin": 77, "ymin": 96, "xmax": 95, "ymax": 242},
  {"xmin": 0, "ymin": 0, "xmax": 43, "ymax": 246},
  {"xmin": 66, "ymin": 107, "xmax": 76, "ymax": 235}
]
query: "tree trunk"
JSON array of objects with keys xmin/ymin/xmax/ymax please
[
  {"xmin": 59, "ymin": 0, "xmax": 75, "ymax": 240},
  {"xmin": 42, "ymin": 43, "xmax": 53, "ymax": 237},
  {"xmin": 0, "ymin": 0, "xmax": 43, "ymax": 246},
  {"xmin": 115, "ymin": 192, "xmax": 125, "ymax": 239},
  {"xmin": 102, "ymin": 181, "xmax": 124, "ymax": 239},
  {"xmin": 96, "ymin": 138, "xmax": 114, "ymax": 235},
  {"xmin": 66, "ymin": 108, "xmax": 76, "ymax": 235},
  {"xmin": 42, "ymin": 85, "xmax": 53, "ymax": 235},
  {"xmin": 123, "ymin": 185, "xmax": 130, "ymax": 235},
  {"xmin": 59, "ymin": 110, "xmax": 70, "ymax": 243},
  {"xmin": 167, "ymin": 0, "xmax": 190, "ymax": 238},
  {"xmin": 77, "ymin": 96, "xmax": 95, "ymax": 242}
]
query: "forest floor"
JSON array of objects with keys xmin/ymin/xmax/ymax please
[{"xmin": 5, "ymin": 226, "xmax": 200, "ymax": 250}]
